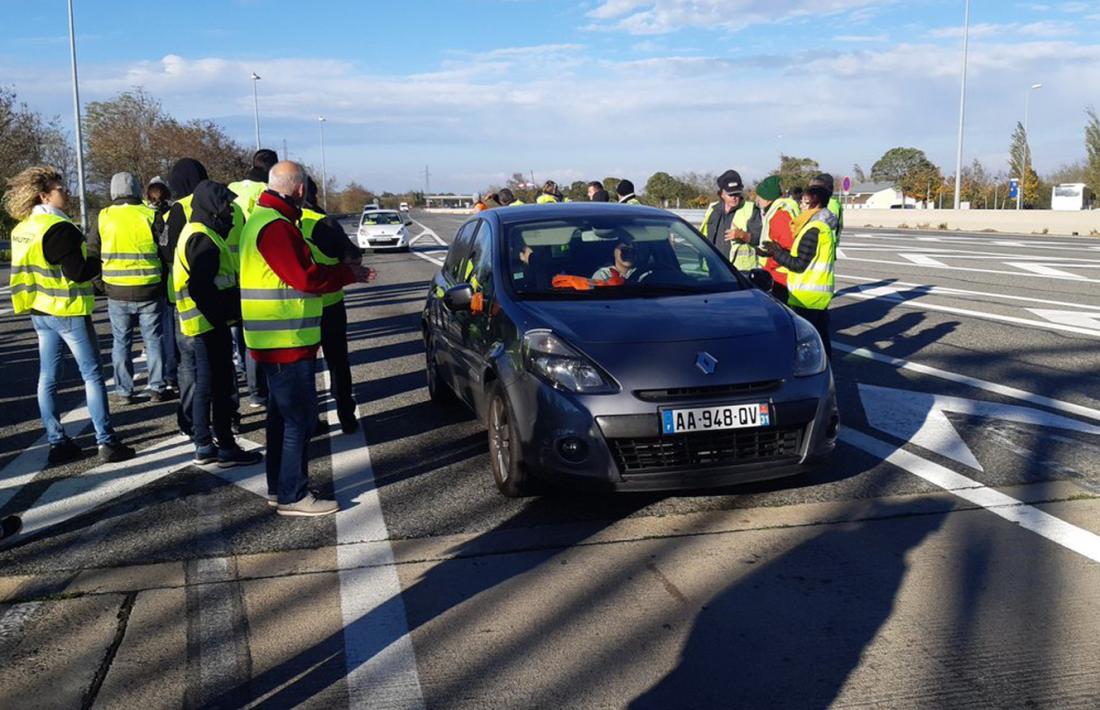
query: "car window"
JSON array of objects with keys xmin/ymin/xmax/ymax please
[
  {"xmin": 443, "ymin": 221, "xmax": 479, "ymax": 281},
  {"xmin": 360, "ymin": 211, "xmax": 402, "ymax": 226},
  {"xmin": 468, "ymin": 220, "xmax": 494, "ymax": 296},
  {"xmin": 503, "ymin": 214, "xmax": 743, "ymax": 298}
]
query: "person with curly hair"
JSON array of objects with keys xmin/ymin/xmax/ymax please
[{"xmin": 5, "ymin": 166, "xmax": 135, "ymax": 465}]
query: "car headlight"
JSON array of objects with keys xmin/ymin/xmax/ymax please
[
  {"xmin": 523, "ymin": 330, "xmax": 618, "ymax": 394},
  {"xmin": 792, "ymin": 314, "xmax": 827, "ymax": 377}
]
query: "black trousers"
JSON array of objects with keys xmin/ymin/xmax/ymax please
[
  {"xmin": 793, "ymin": 306, "xmax": 832, "ymax": 361},
  {"xmin": 191, "ymin": 325, "xmax": 237, "ymax": 449},
  {"xmin": 321, "ymin": 300, "xmax": 356, "ymax": 422}
]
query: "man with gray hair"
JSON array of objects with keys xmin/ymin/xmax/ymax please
[
  {"xmin": 89, "ymin": 171, "xmax": 170, "ymax": 404},
  {"xmin": 239, "ymin": 161, "xmax": 375, "ymax": 517}
]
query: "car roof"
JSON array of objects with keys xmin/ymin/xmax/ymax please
[{"xmin": 489, "ymin": 202, "xmax": 672, "ymax": 227}]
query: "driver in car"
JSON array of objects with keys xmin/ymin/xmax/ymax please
[{"xmin": 591, "ymin": 238, "xmax": 636, "ymax": 283}]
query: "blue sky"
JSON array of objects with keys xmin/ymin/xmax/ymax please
[{"xmin": 3, "ymin": 0, "xmax": 1099, "ymax": 192}]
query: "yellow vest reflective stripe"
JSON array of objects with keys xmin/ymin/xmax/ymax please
[
  {"xmin": 239, "ymin": 206, "xmax": 323, "ymax": 349},
  {"xmin": 173, "ymin": 222, "xmax": 239, "ymax": 336},
  {"xmin": 9, "ymin": 213, "xmax": 95, "ymax": 316},
  {"xmin": 228, "ymin": 180, "xmax": 266, "ymax": 221},
  {"xmin": 300, "ymin": 207, "xmax": 344, "ymax": 307},
  {"xmin": 225, "ymin": 202, "xmax": 245, "ymax": 267},
  {"xmin": 165, "ymin": 195, "xmax": 195, "ymax": 305},
  {"xmin": 758, "ymin": 197, "xmax": 800, "ymax": 268},
  {"xmin": 98, "ymin": 203, "xmax": 159, "ymax": 286},
  {"xmin": 787, "ymin": 215, "xmax": 836, "ymax": 310}
]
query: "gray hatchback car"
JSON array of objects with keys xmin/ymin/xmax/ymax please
[{"xmin": 422, "ymin": 203, "xmax": 838, "ymax": 497}]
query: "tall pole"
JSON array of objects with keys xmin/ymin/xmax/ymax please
[
  {"xmin": 952, "ymin": 0, "xmax": 971, "ymax": 211},
  {"xmin": 66, "ymin": 0, "xmax": 88, "ymax": 232},
  {"xmin": 1019, "ymin": 83, "xmax": 1042, "ymax": 211},
  {"xmin": 318, "ymin": 116, "xmax": 328, "ymax": 211},
  {"xmin": 424, "ymin": 165, "xmax": 431, "ymax": 195},
  {"xmin": 250, "ymin": 73, "xmax": 261, "ymax": 151}
]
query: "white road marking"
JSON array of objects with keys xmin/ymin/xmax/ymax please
[
  {"xmin": 844, "ymin": 232, "xmax": 1094, "ymax": 249},
  {"xmin": 1028, "ymin": 309, "xmax": 1100, "ymax": 330},
  {"xmin": 838, "ymin": 256, "xmax": 1100, "ymax": 284},
  {"xmin": 900, "ymin": 253, "xmax": 948, "ymax": 268},
  {"xmin": 835, "ymin": 283, "xmax": 1100, "ymax": 339},
  {"xmin": 841, "ymin": 428, "xmax": 1100, "ymax": 564},
  {"xmin": 835, "ymin": 275, "xmax": 1100, "ymax": 311},
  {"xmin": 407, "ymin": 220, "xmax": 448, "ymax": 268},
  {"xmin": 0, "ymin": 405, "xmax": 92, "ymax": 510},
  {"xmin": 835, "ymin": 342, "xmax": 1100, "ymax": 423},
  {"xmin": 1007, "ymin": 263, "xmax": 1090, "ymax": 279},
  {"xmin": 319, "ymin": 366, "xmax": 426, "ymax": 709},
  {"xmin": 858, "ymin": 383, "xmax": 1100, "ymax": 471}
]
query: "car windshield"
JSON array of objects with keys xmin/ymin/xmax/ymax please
[
  {"xmin": 503, "ymin": 214, "xmax": 745, "ymax": 299},
  {"xmin": 361, "ymin": 212, "xmax": 402, "ymax": 226}
]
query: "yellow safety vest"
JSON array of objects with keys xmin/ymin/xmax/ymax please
[
  {"xmin": 9, "ymin": 213, "xmax": 95, "ymax": 316},
  {"xmin": 827, "ymin": 195, "xmax": 844, "ymax": 241},
  {"xmin": 166, "ymin": 194, "xmax": 194, "ymax": 304},
  {"xmin": 97, "ymin": 203, "xmax": 159, "ymax": 287},
  {"xmin": 508, "ymin": 199, "xmax": 526, "ymax": 206},
  {"xmin": 786, "ymin": 213, "xmax": 836, "ymax": 311},
  {"xmin": 758, "ymin": 197, "xmax": 800, "ymax": 268},
  {"xmin": 225, "ymin": 202, "xmax": 246, "ymax": 267},
  {"xmin": 227, "ymin": 180, "xmax": 266, "ymax": 221},
  {"xmin": 239, "ymin": 206, "xmax": 323, "ymax": 349},
  {"xmin": 173, "ymin": 222, "xmax": 239, "ymax": 336},
  {"xmin": 621, "ymin": 197, "xmax": 641, "ymax": 205},
  {"xmin": 300, "ymin": 207, "xmax": 344, "ymax": 307},
  {"xmin": 700, "ymin": 200, "xmax": 757, "ymax": 270},
  {"xmin": 535, "ymin": 194, "xmax": 558, "ymax": 204}
]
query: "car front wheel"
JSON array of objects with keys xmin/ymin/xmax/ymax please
[
  {"xmin": 487, "ymin": 382, "xmax": 532, "ymax": 497},
  {"xmin": 425, "ymin": 331, "xmax": 454, "ymax": 404}
]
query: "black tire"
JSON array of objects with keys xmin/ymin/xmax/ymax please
[
  {"xmin": 424, "ymin": 331, "xmax": 455, "ymax": 404},
  {"xmin": 486, "ymin": 381, "xmax": 533, "ymax": 497}
]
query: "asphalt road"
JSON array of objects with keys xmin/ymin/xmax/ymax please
[{"xmin": 1, "ymin": 212, "xmax": 1099, "ymax": 708}]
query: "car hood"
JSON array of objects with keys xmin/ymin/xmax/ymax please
[{"xmin": 514, "ymin": 290, "xmax": 796, "ymax": 385}]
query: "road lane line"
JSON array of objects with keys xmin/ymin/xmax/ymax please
[
  {"xmin": 838, "ymin": 256, "xmax": 1100, "ymax": 283},
  {"xmin": 319, "ymin": 365, "xmax": 426, "ymax": 709},
  {"xmin": 411, "ymin": 250, "xmax": 444, "ymax": 267},
  {"xmin": 841, "ymin": 428, "xmax": 1100, "ymax": 564},
  {"xmin": 835, "ymin": 285, "xmax": 1100, "ymax": 339},
  {"xmin": 835, "ymin": 342, "xmax": 1100, "ymax": 423},
  {"xmin": 0, "ymin": 405, "xmax": 92, "ymax": 510},
  {"xmin": 835, "ymin": 275, "xmax": 1100, "ymax": 311}
]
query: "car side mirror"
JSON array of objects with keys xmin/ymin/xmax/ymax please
[
  {"xmin": 443, "ymin": 283, "xmax": 474, "ymax": 312},
  {"xmin": 748, "ymin": 268, "xmax": 774, "ymax": 293}
]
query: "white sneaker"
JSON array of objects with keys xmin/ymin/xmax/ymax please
[{"xmin": 276, "ymin": 494, "xmax": 339, "ymax": 517}]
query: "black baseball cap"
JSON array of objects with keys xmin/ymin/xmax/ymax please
[{"xmin": 717, "ymin": 169, "xmax": 744, "ymax": 194}]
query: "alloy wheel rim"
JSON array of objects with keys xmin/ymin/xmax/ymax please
[{"xmin": 491, "ymin": 397, "xmax": 511, "ymax": 481}]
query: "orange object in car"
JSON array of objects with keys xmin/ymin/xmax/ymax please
[
  {"xmin": 471, "ymin": 292, "xmax": 485, "ymax": 313},
  {"xmin": 552, "ymin": 274, "xmax": 594, "ymax": 291}
]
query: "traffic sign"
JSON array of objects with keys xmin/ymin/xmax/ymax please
[
  {"xmin": 1009, "ymin": 178, "xmax": 1019, "ymax": 199},
  {"xmin": 842, "ymin": 176, "xmax": 852, "ymax": 194}
]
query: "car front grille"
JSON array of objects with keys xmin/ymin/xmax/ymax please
[
  {"xmin": 609, "ymin": 425, "xmax": 802, "ymax": 476},
  {"xmin": 633, "ymin": 380, "xmax": 781, "ymax": 403}
]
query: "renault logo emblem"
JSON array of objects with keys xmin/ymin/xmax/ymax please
[{"xmin": 696, "ymin": 352, "xmax": 718, "ymax": 375}]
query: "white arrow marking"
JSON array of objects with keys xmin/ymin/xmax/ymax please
[
  {"xmin": 1027, "ymin": 309, "xmax": 1100, "ymax": 331},
  {"xmin": 858, "ymin": 383, "xmax": 1100, "ymax": 471},
  {"xmin": 1007, "ymin": 263, "xmax": 1088, "ymax": 279},
  {"xmin": 900, "ymin": 253, "xmax": 948, "ymax": 267}
]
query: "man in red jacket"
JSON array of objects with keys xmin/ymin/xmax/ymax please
[{"xmin": 241, "ymin": 161, "xmax": 374, "ymax": 516}]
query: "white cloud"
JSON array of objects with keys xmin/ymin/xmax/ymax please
[
  {"xmin": 833, "ymin": 34, "xmax": 889, "ymax": 42},
  {"xmin": 2, "ymin": 35, "xmax": 1097, "ymax": 192},
  {"xmin": 928, "ymin": 20, "xmax": 1077, "ymax": 39},
  {"xmin": 587, "ymin": 0, "xmax": 884, "ymax": 34}
]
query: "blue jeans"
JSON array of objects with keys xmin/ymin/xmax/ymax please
[
  {"xmin": 261, "ymin": 359, "xmax": 318, "ymax": 504},
  {"xmin": 107, "ymin": 299, "xmax": 165, "ymax": 395},
  {"xmin": 176, "ymin": 319, "xmax": 196, "ymax": 436},
  {"xmin": 160, "ymin": 301, "xmax": 179, "ymax": 386},
  {"xmin": 30, "ymin": 315, "xmax": 116, "ymax": 445},
  {"xmin": 232, "ymin": 324, "xmax": 266, "ymax": 403},
  {"xmin": 189, "ymin": 326, "xmax": 237, "ymax": 451}
]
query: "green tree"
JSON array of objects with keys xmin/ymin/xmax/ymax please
[
  {"xmin": 1085, "ymin": 106, "xmax": 1100, "ymax": 199},
  {"xmin": 852, "ymin": 164, "xmax": 866, "ymax": 183},
  {"xmin": 871, "ymin": 147, "xmax": 941, "ymax": 204},
  {"xmin": 645, "ymin": 171, "xmax": 692, "ymax": 204},
  {"xmin": 1007, "ymin": 123, "xmax": 1041, "ymax": 208},
  {"xmin": 1047, "ymin": 161, "xmax": 1088, "ymax": 185},
  {"xmin": 776, "ymin": 155, "xmax": 819, "ymax": 192},
  {"xmin": 0, "ymin": 87, "xmax": 74, "ymax": 231},
  {"xmin": 602, "ymin": 176, "xmax": 621, "ymax": 195}
]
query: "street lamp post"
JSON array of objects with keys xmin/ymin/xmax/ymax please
[
  {"xmin": 952, "ymin": 0, "xmax": 971, "ymax": 211},
  {"xmin": 66, "ymin": 0, "xmax": 89, "ymax": 232},
  {"xmin": 1018, "ymin": 83, "xmax": 1043, "ymax": 210},
  {"xmin": 250, "ymin": 72, "xmax": 261, "ymax": 151},
  {"xmin": 318, "ymin": 116, "xmax": 328, "ymax": 211}
]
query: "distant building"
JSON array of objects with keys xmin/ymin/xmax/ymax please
[
  {"xmin": 847, "ymin": 182, "xmax": 903, "ymax": 209},
  {"xmin": 425, "ymin": 194, "xmax": 474, "ymax": 209}
]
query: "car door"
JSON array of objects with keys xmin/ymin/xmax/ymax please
[
  {"xmin": 434, "ymin": 220, "xmax": 478, "ymax": 382},
  {"xmin": 451, "ymin": 218, "xmax": 497, "ymax": 411}
]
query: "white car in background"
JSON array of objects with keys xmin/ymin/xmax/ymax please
[
  {"xmin": 357, "ymin": 209, "xmax": 411, "ymax": 252},
  {"xmin": 399, "ymin": 202, "xmax": 410, "ymax": 212}
]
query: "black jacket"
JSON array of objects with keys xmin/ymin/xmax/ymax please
[
  {"xmin": 704, "ymin": 201, "xmax": 763, "ymax": 249},
  {"xmin": 184, "ymin": 180, "xmax": 241, "ymax": 330},
  {"xmin": 161, "ymin": 159, "xmax": 209, "ymax": 281},
  {"xmin": 303, "ymin": 195, "xmax": 358, "ymax": 264},
  {"xmin": 88, "ymin": 197, "xmax": 164, "ymax": 302}
]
